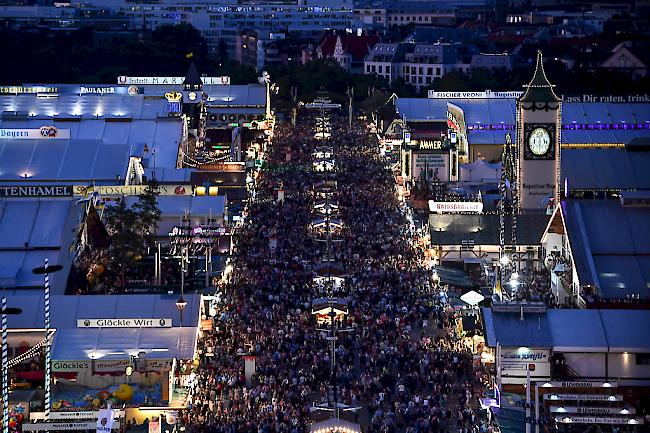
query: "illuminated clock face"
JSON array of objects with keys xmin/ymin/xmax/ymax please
[
  {"xmin": 528, "ymin": 127, "xmax": 550, "ymax": 156},
  {"xmin": 188, "ymin": 91, "xmax": 197, "ymax": 101}
]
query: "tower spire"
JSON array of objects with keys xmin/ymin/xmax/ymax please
[{"xmin": 519, "ymin": 51, "xmax": 561, "ymax": 103}]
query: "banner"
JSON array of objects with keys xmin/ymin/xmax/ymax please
[
  {"xmin": 23, "ymin": 421, "xmax": 119, "ymax": 431},
  {"xmin": 77, "ymin": 318, "xmax": 172, "ymax": 328},
  {"xmin": 0, "ymin": 185, "xmax": 73, "ymax": 198},
  {"xmin": 447, "ymin": 102, "xmax": 468, "ymax": 156},
  {"xmin": 148, "ymin": 417, "xmax": 161, "ymax": 433},
  {"xmin": 0, "ymin": 127, "xmax": 70, "ymax": 140},
  {"xmin": 117, "ymin": 76, "xmax": 230, "ymax": 85},
  {"xmin": 429, "ymin": 201, "xmax": 483, "ymax": 214},
  {"xmin": 52, "ymin": 359, "xmax": 172, "ymax": 373},
  {"xmin": 73, "ymin": 185, "xmax": 192, "ymax": 197},
  {"xmin": 50, "ymin": 410, "xmax": 124, "ymax": 420},
  {"xmin": 96, "ymin": 409, "xmax": 115, "ymax": 433},
  {"xmin": 428, "ymin": 90, "xmax": 523, "ymax": 99}
]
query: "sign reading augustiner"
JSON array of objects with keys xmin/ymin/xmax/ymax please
[
  {"xmin": 77, "ymin": 318, "xmax": 172, "ymax": 328},
  {"xmin": 0, "ymin": 185, "xmax": 73, "ymax": 198}
]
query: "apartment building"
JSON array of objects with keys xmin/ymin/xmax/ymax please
[
  {"xmin": 0, "ymin": 0, "xmax": 354, "ymax": 59},
  {"xmin": 364, "ymin": 42, "xmax": 476, "ymax": 90}
]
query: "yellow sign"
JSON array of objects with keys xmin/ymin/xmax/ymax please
[
  {"xmin": 164, "ymin": 91, "xmax": 183, "ymax": 102},
  {"xmin": 73, "ymin": 185, "xmax": 193, "ymax": 197}
]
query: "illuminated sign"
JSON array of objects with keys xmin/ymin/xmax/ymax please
[
  {"xmin": 0, "ymin": 127, "xmax": 70, "ymax": 140},
  {"xmin": 428, "ymin": 201, "xmax": 483, "ymax": 214},
  {"xmin": 198, "ymin": 162, "xmax": 245, "ymax": 172},
  {"xmin": 0, "ymin": 185, "xmax": 73, "ymax": 198},
  {"xmin": 73, "ymin": 185, "xmax": 192, "ymax": 197},
  {"xmin": 52, "ymin": 359, "xmax": 170, "ymax": 373},
  {"xmin": 117, "ymin": 76, "xmax": 231, "ymax": 85},
  {"xmin": 500, "ymin": 349, "xmax": 549, "ymax": 362},
  {"xmin": 23, "ymin": 422, "xmax": 121, "ymax": 431},
  {"xmin": 555, "ymin": 416, "xmax": 643, "ymax": 425},
  {"xmin": 49, "ymin": 411, "xmax": 125, "ymax": 420},
  {"xmin": 428, "ymin": 90, "xmax": 523, "ymax": 99},
  {"xmin": 0, "ymin": 85, "xmax": 58, "ymax": 94},
  {"xmin": 563, "ymin": 94, "xmax": 650, "ymax": 103},
  {"xmin": 168, "ymin": 225, "xmax": 230, "ymax": 244},
  {"xmin": 80, "ymin": 86, "xmax": 116, "ymax": 95},
  {"xmin": 413, "ymin": 140, "xmax": 445, "ymax": 150},
  {"xmin": 76, "ymin": 318, "xmax": 172, "ymax": 328},
  {"xmin": 447, "ymin": 102, "xmax": 468, "ymax": 155}
]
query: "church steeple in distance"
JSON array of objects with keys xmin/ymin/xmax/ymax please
[{"xmin": 520, "ymin": 51, "xmax": 561, "ymax": 104}]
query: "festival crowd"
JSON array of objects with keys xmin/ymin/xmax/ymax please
[{"xmin": 183, "ymin": 112, "xmax": 495, "ymax": 433}]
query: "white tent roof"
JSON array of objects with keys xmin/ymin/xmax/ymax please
[{"xmin": 52, "ymin": 327, "xmax": 198, "ymax": 361}]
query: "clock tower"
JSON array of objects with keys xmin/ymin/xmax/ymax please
[
  {"xmin": 182, "ymin": 62, "xmax": 204, "ymax": 132},
  {"xmin": 517, "ymin": 51, "xmax": 561, "ymax": 211}
]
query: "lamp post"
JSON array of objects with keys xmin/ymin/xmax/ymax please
[
  {"xmin": 125, "ymin": 365, "xmax": 133, "ymax": 384},
  {"xmin": 1, "ymin": 298, "xmax": 22, "ymax": 433},
  {"xmin": 32, "ymin": 260, "xmax": 63, "ymax": 421}
]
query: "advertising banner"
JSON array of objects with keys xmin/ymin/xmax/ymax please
[
  {"xmin": 52, "ymin": 359, "xmax": 171, "ymax": 373},
  {"xmin": 76, "ymin": 318, "xmax": 172, "ymax": 328},
  {"xmin": 117, "ymin": 76, "xmax": 230, "ymax": 85},
  {"xmin": 428, "ymin": 201, "xmax": 483, "ymax": 214},
  {"xmin": 447, "ymin": 102, "xmax": 468, "ymax": 156},
  {"xmin": 0, "ymin": 127, "xmax": 70, "ymax": 140},
  {"xmin": 428, "ymin": 90, "xmax": 523, "ymax": 99},
  {"xmin": 0, "ymin": 185, "xmax": 73, "ymax": 198},
  {"xmin": 412, "ymin": 153, "xmax": 447, "ymax": 181},
  {"xmin": 96, "ymin": 409, "xmax": 115, "ymax": 433},
  {"xmin": 73, "ymin": 185, "xmax": 192, "ymax": 197}
]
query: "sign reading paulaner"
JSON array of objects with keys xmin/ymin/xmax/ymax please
[{"xmin": 77, "ymin": 318, "xmax": 172, "ymax": 328}]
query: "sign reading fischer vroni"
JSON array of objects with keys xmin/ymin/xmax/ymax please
[{"xmin": 77, "ymin": 318, "xmax": 172, "ymax": 328}]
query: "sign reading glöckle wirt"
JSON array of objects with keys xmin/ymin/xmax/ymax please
[{"xmin": 76, "ymin": 318, "xmax": 172, "ymax": 328}]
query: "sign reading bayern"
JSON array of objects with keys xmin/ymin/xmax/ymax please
[
  {"xmin": 77, "ymin": 318, "xmax": 172, "ymax": 328},
  {"xmin": 0, "ymin": 126, "xmax": 70, "ymax": 140},
  {"xmin": 428, "ymin": 201, "xmax": 483, "ymax": 214}
]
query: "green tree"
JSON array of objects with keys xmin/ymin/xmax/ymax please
[
  {"xmin": 104, "ymin": 198, "xmax": 143, "ymax": 290},
  {"xmin": 133, "ymin": 179, "xmax": 162, "ymax": 252}
]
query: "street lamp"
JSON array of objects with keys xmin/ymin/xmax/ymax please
[
  {"xmin": 1, "ymin": 298, "xmax": 22, "ymax": 433},
  {"xmin": 125, "ymin": 365, "xmax": 133, "ymax": 384},
  {"xmin": 176, "ymin": 295, "xmax": 187, "ymax": 326}
]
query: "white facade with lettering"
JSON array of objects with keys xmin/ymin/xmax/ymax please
[{"xmin": 77, "ymin": 318, "xmax": 172, "ymax": 328}]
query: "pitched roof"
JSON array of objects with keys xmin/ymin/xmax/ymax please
[
  {"xmin": 318, "ymin": 33, "xmax": 379, "ymax": 62},
  {"xmin": 484, "ymin": 307, "xmax": 650, "ymax": 352},
  {"xmin": 519, "ymin": 51, "xmax": 561, "ymax": 103},
  {"xmin": 429, "ymin": 213, "xmax": 550, "ymax": 246},
  {"xmin": 183, "ymin": 62, "xmax": 203, "ymax": 87},
  {"xmin": 560, "ymin": 200, "xmax": 650, "ymax": 299}
]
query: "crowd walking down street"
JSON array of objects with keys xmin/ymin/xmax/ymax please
[{"xmin": 185, "ymin": 111, "xmax": 492, "ymax": 433}]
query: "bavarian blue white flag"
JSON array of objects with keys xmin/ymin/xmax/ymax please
[{"xmin": 96, "ymin": 409, "xmax": 115, "ymax": 433}]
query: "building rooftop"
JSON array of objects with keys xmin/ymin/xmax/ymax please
[
  {"xmin": 429, "ymin": 212, "xmax": 550, "ymax": 246},
  {"xmin": 559, "ymin": 200, "xmax": 650, "ymax": 299},
  {"xmin": 483, "ymin": 307, "xmax": 650, "ymax": 352}
]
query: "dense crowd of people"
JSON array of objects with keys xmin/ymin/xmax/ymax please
[{"xmin": 184, "ymin": 112, "xmax": 494, "ymax": 433}]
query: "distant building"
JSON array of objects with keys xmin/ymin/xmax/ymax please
[
  {"xmin": 364, "ymin": 42, "xmax": 476, "ymax": 90},
  {"xmin": 601, "ymin": 42, "xmax": 649, "ymax": 79},
  {"xmin": 354, "ymin": 2, "xmax": 456, "ymax": 28},
  {"xmin": 470, "ymin": 53, "xmax": 514, "ymax": 71},
  {"xmin": 316, "ymin": 32, "xmax": 378, "ymax": 73},
  {"xmin": 0, "ymin": 0, "xmax": 354, "ymax": 58}
]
